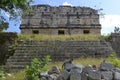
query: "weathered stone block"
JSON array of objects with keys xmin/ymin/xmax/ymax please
[
  {"xmin": 70, "ymin": 73, "xmax": 81, "ymax": 80},
  {"xmin": 113, "ymin": 72, "xmax": 120, "ymax": 80},
  {"xmin": 99, "ymin": 61, "xmax": 113, "ymax": 71},
  {"xmin": 81, "ymin": 72, "xmax": 88, "ymax": 80},
  {"xmin": 113, "ymin": 68, "xmax": 120, "ymax": 73},
  {"xmin": 70, "ymin": 65, "xmax": 83, "ymax": 74},
  {"xmin": 101, "ymin": 71, "xmax": 113, "ymax": 80},
  {"xmin": 62, "ymin": 60, "xmax": 74, "ymax": 71},
  {"xmin": 56, "ymin": 76, "xmax": 64, "ymax": 80},
  {"xmin": 48, "ymin": 66, "xmax": 60, "ymax": 74},
  {"xmin": 60, "ymin": 70, "xmax": 70, "ymax": 80},
  {"xmin": 5, "ymin": 40, "xmax": 115, "ymax": 71},
  {"xmin": 82, "ymin": 65, "xmax": 93, "ymax": 74},
  {"xmin": 50, "ymin": 74, "xmax": 60, "ymax": 80},
  {"xmin": 88, "ymin": 70, "xmax": 101, "ymax": 80}
]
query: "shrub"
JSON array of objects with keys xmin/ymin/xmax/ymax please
[
  {"xmin": 25, "ymin": 55, "xmax": 51, "ymax": 80},
  {"xmin": 107, "ymin": 53, "xmax": 120, "ymax": 68},
  {"xmin": 0, "ymin": 71, "xmax": 5, "ymax": 78}
]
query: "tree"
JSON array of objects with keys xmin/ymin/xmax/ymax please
[
  {"xmin": 0, "ymin": 0, "xmax": 33, "ymax": 31},
  {"xmin": 114, "ymin": 26, "xmax": 120, "ymax": 33}
]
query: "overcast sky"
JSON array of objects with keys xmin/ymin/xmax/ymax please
[{"xmin": 5, "ymin": 0, "xmax": 120, "ymax": 35}]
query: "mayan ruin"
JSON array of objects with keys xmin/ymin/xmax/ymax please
[
  {"xmin": 1, "ymin": 0, "xmax": 120, "ymax": 79},
  {"xmin": 20, "ymin": 5, "xmax": 101, "ymax": 35}
]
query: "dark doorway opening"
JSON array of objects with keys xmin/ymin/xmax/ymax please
[
  {"xmin": 33, "ymin": 30, "xmax": 39, "ymax": 34},
  {"xmin": 83, "ymin": 30, "xmax": 90, "ymax": 34},
  {"xmin": 58, "ymin": 30, "xmax": 65, "ymax": 35}
]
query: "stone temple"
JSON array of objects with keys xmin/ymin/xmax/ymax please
[{"xmin": 20, "ymin": 5, "xmax": 101, "ymax": 35}]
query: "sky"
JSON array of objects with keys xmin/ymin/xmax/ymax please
[{"xmin": 4, "ymin": 0, "xmax": 120, "ymax": 35}]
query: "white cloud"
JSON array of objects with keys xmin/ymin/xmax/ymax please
[
  {"xmin": 62, "ymin": 2, "xmax": 72, "ymax": 6},
  {"xmin": 100, "ymin": 15, "xmax": 120, "ymax": 35}
]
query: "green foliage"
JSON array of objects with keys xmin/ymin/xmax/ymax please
[
  {"xmin": 25, "ymin": 55, "xmax": 51, "ymax": 80},
  {"xmin": 114, "ymin": 26, "xmax": 120, "ymax": 33},
  {"xmin": 0, "ymin": 21, "xmax": 8, "ymax": 32},
  {"xmin": 0, "ymin": 0, "xmax": 33, "ymax": 10},
  {"xmin": 0, "ymin": 71, "xmax": 5, "ymax": 78},
  {"xmin": 1, "ymin": 71, "xmax": 25, "ymax": 80},
  {"xmin": 0, "ymin": 0, "xmax": 33, "ymax": 31},
  {"xmin": 107, "ymin": 53, "xmax": 120, "ymax": 68},
  {"xmin": 0, "ymin": 32, "xmax": 17, "ymax": 65}
]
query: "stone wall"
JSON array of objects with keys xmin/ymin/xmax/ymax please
[
  {"xmin": 21, "ymin": 28, "xmax": 101, "ymax": 35},
  {"xmin": 5, "ymin": 40, "xmax": 114, "ymax": 71},
  {"xmin": 39, "ymin": 61, "xmax": 120, "ymax": 80},
  {"xmin": 20, "ymin": 5, "xmax": 101, "ymax": 35},
  {"xmin": 0, "ymin": 32, "xmax": 17, "ymax": 65},
  {"xmin": 108, "ymin": 33, "xmax": 120, "ymax": 57}
]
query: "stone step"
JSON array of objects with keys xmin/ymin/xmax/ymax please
[
  {"xmin": 14, "ymin": 53, "xmax": 44, "ymax": 56},
  {"xmin": 22, "ymin": 40, "xmax": 103, "ymax": 44},
  {"xmin": 15, "ymin": 46, "xmax": 109, "ymax": 51},
  {"xmin": 7, "ymin": 58, "xmax": 32, "ymax": 62},
  {"xmin": 9, "ymin": 53, "xmax": 84, "ymax": 59},
  {"xmin": 8, "ymin": 56, "xmax": 41, "ymax": 60},
  {"xmin": 18, "ymin": 45, "xmax": 105, "ymax": 48},
  {"xmin": 5, "ymin": 40, "xmax": 115, "ymax": 72},
  {"xmin": 18, "ymin": 41, "xmax": 106, "ymax": 46},
  {"xmin": 6, "ymin": 65, "xmax": 26, "ymax": 72},
  {"xmin": 6, "ymin": 62, "xmax": 31, "ymax": 66}
]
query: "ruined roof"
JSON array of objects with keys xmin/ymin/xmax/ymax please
[
  {"xmin": 20, "ymin": 4, "xmax": 101, "ymax": 29},
  {"xmin": 30, "ymin": 4, "xmax": 98, "ymax": 13}
]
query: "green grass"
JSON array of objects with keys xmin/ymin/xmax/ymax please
[
  {"xmin": 0, "ymin": 71, "xmax": 25, "ymax": 80},
  {"xmin": 18, "ymin": 34, "xmax": 107, "ymax": 41},
  {"xmin": 73, "ymin": 57, "xmax": 105, "ymax": 67},
  {"xmin": 0, "ymin": 57, "xmax": 105, "ymax": 80}
]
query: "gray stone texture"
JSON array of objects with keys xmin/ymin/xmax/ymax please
[
  {"xmin": 62, "ymin": 63, "xmax": 74, "ymax": 72},
  {"xmin": 55, "ymin": 70, "xmax": 70, "ymax": 80},
  {"xmin": 49, "ymin": 74, "xmax": 60, "ymax": 80},
  {"xmin": 113, "ymin": 72, "xmax": 120, "ymax": 80},
  {"xmin": 40, "ymin": 77, "xmax": 48, "ymax": 80},
  {"xmin": 82, "ymin": 65, "xmax": 93, "ymax": 74},
  {"xmin": 56, "ymin": 76, "xmax": 64, "ymax": 80},
  {"xmin": 99, "ymin": 61, "xmax": 113, "ymax": 71},
  {"xmin": 108, "ymin": 33, "xmax": 120, "ymax": 57},
  {"xmin": 20, "ymin": 5, "xmax": 101, "ymax": 35},
  {"xmin": 5, "ymin": 40, "xmax": 115, "ymax": 71},
  {"xmin": 70, "ymin": 65, "xmax": 82, "ymax": 74},
  {"xmin": 39, "ymin": 62, "xmax": 120, "ymax": 80},
  {"xmin": 70, "ymin": 73, "xmax": 81, "ymax": 80},
  {"xmin": 101, "ymin": 71, "xmax": 113, "ymax": 80},
  {"xmin": 81, "ymin": 72, "xmax": 88, "ymax": 80},
  {"xmin": 70, "ymin": 65, "xmax": 82, "ymax": 80},
  {"xmin": 48, "ymin": 66, "xmax": 60, "ymax": 74},
  {"xmin": 87, "ymin": 70, "xmax": 101, "ymax": 80},
  {"xmin": 114, "ymin": 68, "xmax": 120, "ymax": 73}
]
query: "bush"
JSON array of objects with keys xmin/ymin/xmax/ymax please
[
  {"xmin": 0, "ymin": 71, "xmax": 5, "ymax": 78},
  {"xmin": 107, "ymin": 53, "xmax": 120, "ymax": 68},
  {"xmin": 25, "ymin": 55, "xmax": 51, "ymax": 80}
]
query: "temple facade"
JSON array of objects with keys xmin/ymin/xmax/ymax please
[{"xmin": 20, "ymin": 5, "xmax": 101, "ymax": 35}]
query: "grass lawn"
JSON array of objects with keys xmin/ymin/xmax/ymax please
[{"xmin": 18, "ymin": 34, "xmax": 107, "ymax": 41}]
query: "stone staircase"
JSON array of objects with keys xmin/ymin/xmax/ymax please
[
  {"xmin": 5, "ymin": 40, "xmax": 115, "ymax": 71},
  {"xmin": 108, "ymin": 33, "xmax": 120, "ymax": 57}
]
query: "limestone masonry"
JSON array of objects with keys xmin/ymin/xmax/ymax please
[
  {"xmin": 20, "ymin": 5, "xmax": 101, "ymax": 35},
  {"xmin": 6, "ymin": 40, "xmax": 114, "ymax": 71}
]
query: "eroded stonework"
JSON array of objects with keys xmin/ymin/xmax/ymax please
[{"xmin": 20, "ymin": 5, "xmax": 101, "ymax": 35}]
